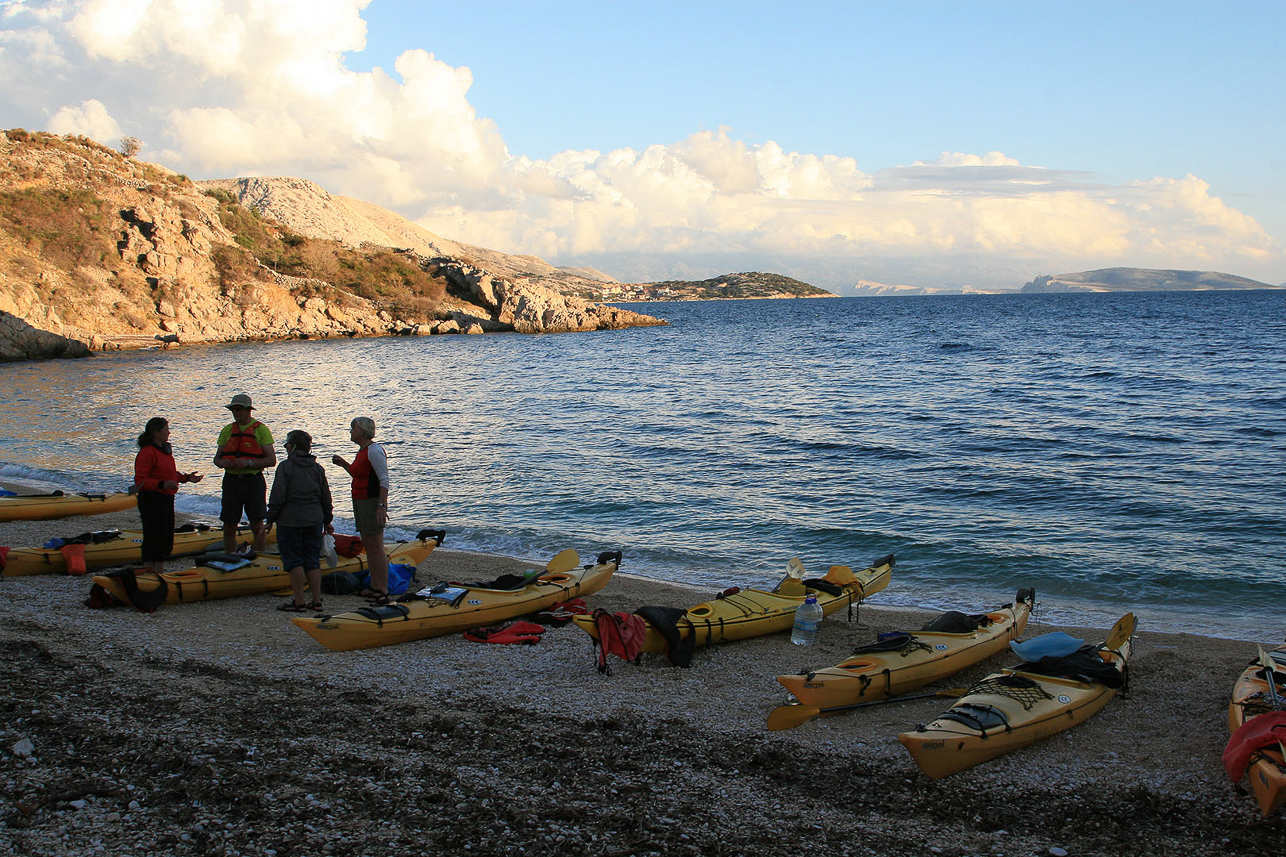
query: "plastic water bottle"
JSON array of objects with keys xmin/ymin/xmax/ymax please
[{"xmin": 791, "ymin": 594, "xmax": 823, "ymax": 646}]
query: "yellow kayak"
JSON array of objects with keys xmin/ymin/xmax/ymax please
[
  {"xmin": 571, "ymin": 554, "xmax": 894, "ymax": 653},
  {"xmin": 1227, "ymin": 644, "xmax": 1286, "ymax": 817},
  {"xmin": 898, "ymin": 612, "xmax": 1137, "ymax": 779},
  {"xmin": 2, "ymin": 523, "xmax": 270, "ymax": 577},
  {"xmin": 292, "ymin": 549, "xmax": 621, "ymax": 652},
  {"xmin": 89, "ymin": 529, "xmax": 445, "ymax": 607},
  {"xmin": 0, "ymin": 490, "xmax": 137, "ymax": 522},
  {"xmin": 775, "ymin": 588, "xmax": 1034, "ymax": 713}
]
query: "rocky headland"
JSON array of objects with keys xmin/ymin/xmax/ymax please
[{"xmin": 0, "ymin": 131, "xmax": 665, "ymax": 362}]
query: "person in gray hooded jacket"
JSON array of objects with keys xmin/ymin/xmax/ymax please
[{"xmin": 267, "ymin": 430, "xmax": 334, "ymax": 612}]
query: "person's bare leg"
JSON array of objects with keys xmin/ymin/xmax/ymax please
[
  {"xmin": 289, "ymin": 567, "xmax": 305, "ymax": 605},
  {"xmin": 366, "ymin": 534, "xmax": 388, "ymax": 595},
  {"xmin": 306, "ymin": 568, "xmax": 323, "ymax": 609}
]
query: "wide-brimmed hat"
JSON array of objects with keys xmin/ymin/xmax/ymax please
[{"xmin": 225, "ymin": 394, "xmax": 255, "ymax": 411}]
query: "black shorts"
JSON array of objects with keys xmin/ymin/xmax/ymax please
[
  {"xmin": 278, "ymin": 523, "xmax": 323, "ymax": 572},
  {"xmin": 221, "ymin": 472, "xmax": 267, "ymax": 525}
]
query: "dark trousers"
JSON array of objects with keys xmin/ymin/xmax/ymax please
[{"xmin": 138, "ymin": 491, "xmax": 175, "ymax": 562}]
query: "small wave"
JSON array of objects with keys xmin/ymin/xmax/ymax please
[
  {"xmin": 0, "ymin": 461, "xmax": 128, "ymax": 494},
  {"xmin": 1233, "ymin": 425, "xmax": 1279, "ymax": 438}
]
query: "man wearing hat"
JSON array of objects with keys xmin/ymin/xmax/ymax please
[{"xmin": 213, "ymin": 393, "xmax": 277, "ymax": 553}]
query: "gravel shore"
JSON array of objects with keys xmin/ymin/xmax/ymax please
[{"xmin": 1, "ymin": 504, "xmax": 1282, "ymax": 856}]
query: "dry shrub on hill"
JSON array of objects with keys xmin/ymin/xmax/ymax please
[
  {"xmin": 0, "ymin": 187, "xmax": 118, "ymax": 270},
  {"xmin": 205, "ymin": 189, "xmax": 447, "ymax": 318}
]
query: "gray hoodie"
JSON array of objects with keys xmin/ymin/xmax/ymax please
[{"xmin": 266, "ymin": 449, "xmax": 334, "ymax": 529}]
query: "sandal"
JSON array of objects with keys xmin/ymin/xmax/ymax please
[
  {"xmin": 356, "ymin": 587, "xmax": 383, "ymax": 599},
  {"xmin": 309, "ymin": 602, "xmax": 324, "ymax": 612},
  {"xmin": 277, "ymin": 602, "xmax": 308, "ymax": 613},
  {"xmin": 364, "ymin": 589, "xmax": 389, "ymax": 604}
]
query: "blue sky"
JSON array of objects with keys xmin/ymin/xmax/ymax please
[
  {"xmin": 359, "ymin": 2, "xmax": 1282, "ymax": 192},
  {"xmin": 2, "ymin": 0, "xmax": 1283, "ymax": 290}
]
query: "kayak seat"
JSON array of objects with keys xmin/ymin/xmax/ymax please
[
  {"xmin": 803, "ymin": 579, "xmax": 843, "ymax": 596},
  {"xmin": 939, "ymin": 703, "xmax": 1010, "ymax": 735},
  {"xmin": 921, "ymin": 611, "xmax": 990, "ymax": 633},
  {"xmin": 851, "ymin": 631, "xmax": 930, "ymax": 655},
  {"xmin": 356, "ymin": 603, "xmax": 411, "ymax": 623}
]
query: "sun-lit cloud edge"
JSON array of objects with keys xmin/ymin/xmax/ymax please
[{"xmin": 1, "ymin": 0, "xmax": 1280, "ymax": 290}]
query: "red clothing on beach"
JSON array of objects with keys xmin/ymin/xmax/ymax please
[
  {"xmin": 349, "ymin": 445, "xmax": 384, "ymax": 499},
  {"xmin": 134, "ymin": 444, "xmax": 188, "ymax": 495}
]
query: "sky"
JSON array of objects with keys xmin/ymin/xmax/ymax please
[{"xmin": 1, "ymin": 0, "xmax": 1283, "ymax": 292}]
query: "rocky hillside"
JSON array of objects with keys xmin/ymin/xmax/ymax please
[
  {"xmin": 1022, "ymin": 268, "xmax": 1277, "ymax": 293},
  {"xmin": 615, "ymin": 271, "xmax": 834, "ymax": 301},
  {"xmin": 198, "ymin": 176, "xmax": 621, "ymax": 298},
  {"xmin": 0, "ymin": 131, "xmax": 663, "ymax": 362}
]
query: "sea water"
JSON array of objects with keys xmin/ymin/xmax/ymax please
[{"xmin": 1, "ymin": 290, "xmax": 1283, "ymax": 641}]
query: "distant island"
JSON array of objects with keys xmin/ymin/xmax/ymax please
[
  {"xmin": 847, "ymin": 267, "xmax": 1282, "ymax": 297},
  {"xmin": 603, "ymin": 272, "xmax": 836, "ymax": 302},
  {"xmin": 1021, "ymin": 268, "xmax": 1279, "ymax": 293}
]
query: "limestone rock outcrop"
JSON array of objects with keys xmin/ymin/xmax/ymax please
[
  {"xmin": 0, "ymin": 131, "xmax": 664, "ymax": 362},
  {"xmin": 428, "ymin": 258, "xmax": 659, "ymax": 334},
  {"xmin": 202, "ymin": 176, "xmax": 664, "ymax": 335},
  {"xmin": 0, "ymin": 310, "xmax": 89, "ymax": 361}
]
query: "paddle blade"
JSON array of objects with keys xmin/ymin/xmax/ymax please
[
  {"xmin": 786, "ymin": 557, "xmax": 806, "ymax": 579},
  {"xmin": 546, "ymin": 549, "xmax": 580, "ymax": 574},
  {"xmin": 1104, "ymin": 612, "xmax": 1138, "ymax": 650},
  {"xmin": 767, "ymin": 703, "xmax": 821, "ymax": 732}
]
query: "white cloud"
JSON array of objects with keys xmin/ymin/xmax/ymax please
[
  {"xmin": 0, "ymin": 0, "xmax": 1280, "ymax": 289},
  {"xmin": 46, "ymin": 96, "xmax": 120, "ymax": 141}
]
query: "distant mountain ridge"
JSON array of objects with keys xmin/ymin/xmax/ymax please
[
  {"xmin": 1022, "ymin": 268, "xmax": 1278, "ymax": 293},
  {"xmin": 848, "ymin": 279, "xmax": 1006, "ymax": 297}
]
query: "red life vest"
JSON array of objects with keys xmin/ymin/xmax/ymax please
[
  {"xmin": 221, "ymin": 420, "xmax": 267, "ymax": 460},
  {"xmin": 350, "ymin": 445, "xmax": 383, "ymax": 499},
  {"xmin": 590, "ymin": 609, "xmax": 647, "ymax": 674},
  {"xmin": 1224, "ymin": 711, "xmax": 1286, "ymax": 782},
  {"xmin": 463, "ymin": 621, "xmax": 546, "ymax": 645}
]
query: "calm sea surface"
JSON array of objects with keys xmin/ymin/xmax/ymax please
[{"xmin": 2, "ymin": 291, "xmax": 1283, "ymax": 640}]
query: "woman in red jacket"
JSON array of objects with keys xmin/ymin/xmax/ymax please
[{"xmin": 134, "ymin": 417, "xmax": 204, "ymax": 573}]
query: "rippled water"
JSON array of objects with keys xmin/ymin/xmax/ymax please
[{"xmin": 3, "ymin": 290, "xmax": 1284, "ymax": 639}]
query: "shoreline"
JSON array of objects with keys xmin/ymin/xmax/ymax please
[
  {"xmin": 1, "ymin": 504, "xmax": 1283, "ymax": 854},
  {"xmin": 2, "ymin": 474, "xmax": 1280, "ymax": 644}
]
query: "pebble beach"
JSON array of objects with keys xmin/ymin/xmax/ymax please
[{"xmin": 1, "ymin": 501, "xmax": 1283, "ymax": 857}]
